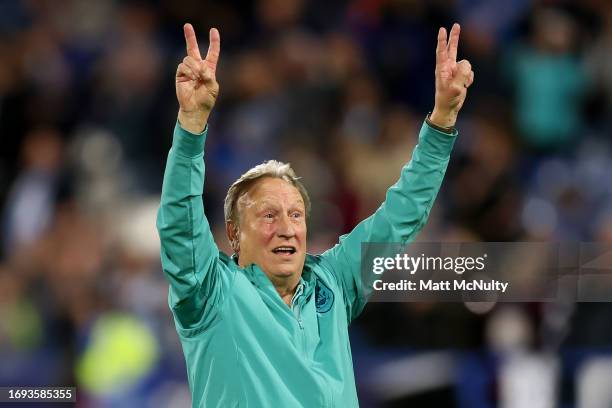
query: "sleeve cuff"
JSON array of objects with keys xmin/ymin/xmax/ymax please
[
  {"xmin": 418, "ymin": 119, "xmax": 458, "ymax": 159},
  {"xmin": 172, "ymin": 121, "xmax": 208, "ymax": 158}
]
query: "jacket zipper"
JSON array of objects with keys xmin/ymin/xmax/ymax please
[
  {"xmin": 292, "ymin": 283, "xmax": 332, "ymax": 406},
  {"xmin": 290, "ymin": 283, "xmax": 308, "ymax": 363},
  {"xmin": 291, "ymin": 283, "xmax": 304, "ymax": 329}
]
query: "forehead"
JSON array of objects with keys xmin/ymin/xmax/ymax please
[{"xmin": 243, "ymin": 177, "xmax": 304, "ymax": 207}]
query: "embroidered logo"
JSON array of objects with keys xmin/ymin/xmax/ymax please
[{"xmin": 315, "ymin": 280, "xmax": 334, "ymax": 313}]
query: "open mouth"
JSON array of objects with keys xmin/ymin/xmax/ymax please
[{"xmin": 272, "ymin": 246, "xmax": 296, "ymax": 255}]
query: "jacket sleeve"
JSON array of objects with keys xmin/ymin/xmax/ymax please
[
  {"xmin": 156, "ymin": 122, "xmax": 227, "ymax": 332},
  {"xmin": 319, "ymin": 120, "xmax": 457, "ymax": 323}
]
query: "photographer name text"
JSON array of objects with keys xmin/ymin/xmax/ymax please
[{"xmin": 373, "ymin": 279, "xmax": 508, "ymax": 293}]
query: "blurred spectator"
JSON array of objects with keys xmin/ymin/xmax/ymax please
[
  {"xmin": 505, "ymin": 7, "xmax": 587, "ymax": 151},
  {"xmin": 2, "ymin": 127, "xmax": 63, "ymax": 254},
  {"xmin": 585, "ymin": 3, "xmax": 612, "ymax": 126}
]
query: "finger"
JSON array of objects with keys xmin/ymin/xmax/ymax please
[
  {"xmin": 177, "ymin": 63, "xmax": 196, "ymax": 82},
  {"xmin": 435, "ymin": 27, "xmax": 448, "ymax": 65},
  {"xmin": 183, "ymin": 57, "xmax": 216, "ymax": 86},
  {"xmin": 176, "ymin": 63, "xmax": 196, "ymax": 82},
  {"xmin": 437, "ymin": 64, "xmax": 452, "ymax": 83},
  {"xmin": 200, "ymin": 64, "xmax": 214, "ymax": 82},
  {"xmin": 183, "ymin": 56, "xmax": 204, "ymax": 79},
  {"xmin": 467, "ymin": 70, "xmax": 474, "ymax": 87},
  {"xmin": 447, "ymin": 23, "xmax": 460, "ymax": 62},
  {"xmin": 205, "ymin": 27, "xmax": 221, "ymax": 73},
  {"xmin": 184, "ymin": 23, "xmax": 202, "ymax": 60}
]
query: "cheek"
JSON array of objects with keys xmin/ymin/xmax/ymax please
[
  {"xmin": 243, "ymin": 221, "xmax": 276, "ymax": 245},
  {"xmin": 296, "ymin": 223, "xmax": 307, "ymax": 242}
]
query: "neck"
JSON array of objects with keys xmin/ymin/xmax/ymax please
[{"xmin": 270, "ymin": 274, "xmax": 301, "ymax": 306}]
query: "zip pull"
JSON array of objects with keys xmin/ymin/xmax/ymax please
[{"xmin": 296, "ymin": 302, "xmax": 304, "ymax": 329}]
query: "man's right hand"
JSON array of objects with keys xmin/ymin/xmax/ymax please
[{"xmin": 176, "ymin": 24, "xmax": 221, "ymax": 134}]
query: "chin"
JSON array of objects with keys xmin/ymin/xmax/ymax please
[
  {"xmin": 271, "ymin": 266, "xmax": 298, "ymax": 278},
  {"xmin": 272, "ymin": 259, "xmax": 303, "ymax": 277}
]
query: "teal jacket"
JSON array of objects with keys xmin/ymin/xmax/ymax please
[{"xmin": 156, "ymin": 119, "xmax": 457, "ymax": 407}]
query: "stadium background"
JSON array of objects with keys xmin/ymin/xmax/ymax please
[{"xmin": 1, "ymin": 0, "xmax": 612, "ymax": 406}]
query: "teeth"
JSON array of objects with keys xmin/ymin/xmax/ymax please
[{"xmin": 273, "ymin": 247, "xmax": 295, "ymax": 252}]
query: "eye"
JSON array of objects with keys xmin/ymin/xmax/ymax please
[
  {"xmin": 291, "ymin": 212, "xmax": 303, "ymax": 219},
  {"xmin": 264, "ymin": 213, "xmax": 274, "ymax": 219}
]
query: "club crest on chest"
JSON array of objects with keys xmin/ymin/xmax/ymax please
[{"xmin": 315, "ymin": 280, "xmax": 334, "ymax": 314}]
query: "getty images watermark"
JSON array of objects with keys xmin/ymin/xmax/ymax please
[
  {"xmin": 371, "ymin": 252, "xmax": 508, "ymax": 293},
  {"xmin": 361, "ymin": 242, "xmax": 612, "ymax": 302}
]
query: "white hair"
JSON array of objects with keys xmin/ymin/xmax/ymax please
[{"xmin": 224, "ymin": 160, "xmax": 311, "ymax": 225}]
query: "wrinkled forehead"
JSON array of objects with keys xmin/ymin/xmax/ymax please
[{"xmin": 238, "ymin": 177, "xmax": 305, "ymax": 212}]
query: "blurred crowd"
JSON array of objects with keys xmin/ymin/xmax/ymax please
[{"xmin": 2, "ymin": 0, "xmax": 612, "ymax": 407}]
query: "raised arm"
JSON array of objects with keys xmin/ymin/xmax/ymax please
[
  {"xmin": 156, "ymin": 24, "xmax": 224, "ymax": 332},
  {"xmin": 320, "ymin": 24, "xmax": 474, "ymax": 322}
]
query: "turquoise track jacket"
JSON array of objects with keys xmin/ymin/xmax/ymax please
[{"xmin": 156, "ymin": 119, "xmax": 457, "ymax": 407}]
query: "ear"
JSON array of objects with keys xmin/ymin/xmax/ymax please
[{"xmin": 226, "ymin": 221, "xmax": 240, "ymax": 253}]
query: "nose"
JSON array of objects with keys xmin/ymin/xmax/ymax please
[{"xmin": 276, "ymin": 214, "xmax": 295, "ymax": 239}]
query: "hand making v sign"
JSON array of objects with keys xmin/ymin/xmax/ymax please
[
  {"xmin": 176, "ymin": 24, "xmax": 221, "ymax": 134},
  {"xmin": 430, "ymin": 23, "xmax": 474, "ymax": 129}
]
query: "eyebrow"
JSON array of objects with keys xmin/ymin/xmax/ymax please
[{"xmin": 256, "ymin": 200, "xmax": 305, "ymax": 210}]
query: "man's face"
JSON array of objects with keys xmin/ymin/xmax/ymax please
[{"xmin": 233, "ymin": 177, "xmax": 307, "ymax": 283}]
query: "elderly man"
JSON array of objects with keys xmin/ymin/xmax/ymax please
[{"xmin": 157, "ymin": 23, "xmax": 473, "ymax": 408}]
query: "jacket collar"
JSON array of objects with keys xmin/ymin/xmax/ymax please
[{"xmin": 232, "ymin": 253, "xmax": 315, "ymax": 299}]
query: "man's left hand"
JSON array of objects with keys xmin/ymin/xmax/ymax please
[{"xmin": 430, "ymin": 23, "xmax": 474, "ymax": 129}]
